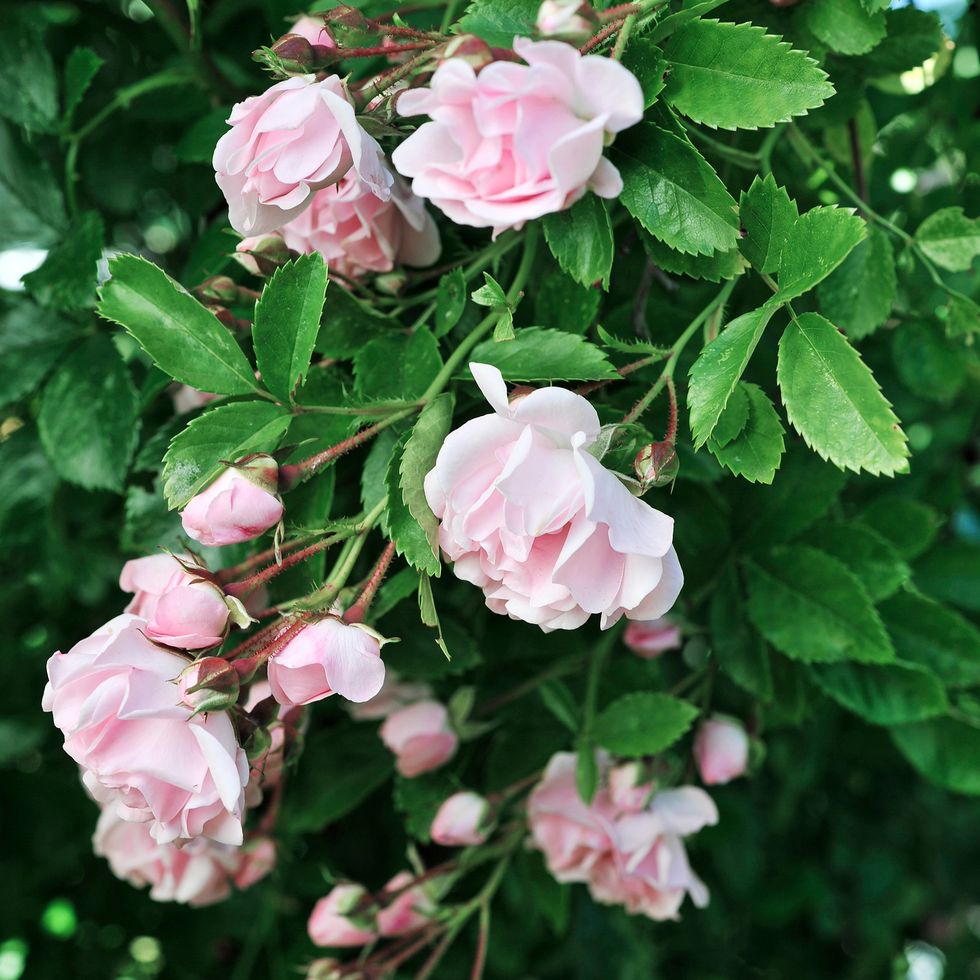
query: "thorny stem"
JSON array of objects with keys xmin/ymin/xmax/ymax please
[
  {"xmin": 662, "ymin": 376, "xmax": 678, "ymax": 444},
  {"xmin": 343, "ymin": 542, "xmax": 398, "ymax": 623},
  {"xmin": 580, "ymin": 19, "xmax": 627, "ymax": 55},
  {"xmin": 611, "ymin": 13, "xmax": 637, "ymax": 60},
  {"xmin": 574, "ymin": 352, "xmax": 666, "ymax": 398},
  {"xmin": 218, "ymin": 534, "xmax": 318, "ymax": 583},
  {"xmin": 224, "ymin": 535, "xmax": 346, "ymax": 597}
]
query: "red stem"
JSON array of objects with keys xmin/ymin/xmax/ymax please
[
  {"xmin": 225, "ymin": 536, "xmax": 339, "ymax": 597},
  {"xmin": 663, "ymin": 376, "xmax": 678, "ymax": 444},
  {"xmin": 580, "ymin": 19, "xmax": 625, "ymax": 55},
  {"xmin": 337, "ymin": 41, "xmax": 434, "ymax": 58},
  {"xmin": 344, "ymin": 542, "xmax": 397, "ymax": 624},
  {"xmin": 279, "ymin": 419, "xmax": 394, "ymax": 490},
  {"xmin": 217, "ymin": 535, "xmax": 315, "ymax": 583}
]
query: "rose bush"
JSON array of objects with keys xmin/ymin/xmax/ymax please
[{"xmin": 5, "ymin": 0, "xmax": 980, "ymax": 977}]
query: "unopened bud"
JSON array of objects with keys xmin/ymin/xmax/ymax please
[
  {"xmin": 270, "ymin": 33, "xmax": 317, "ymax": 72},
  {"xmin": 536, "ymin": 0, "xmax": 597, "ymax": 41},
  {"xmin": 442, "ymin": 34, "xmax": 495, "ymax": 71},
  {"xmin": 375, "ymin": 270, "xmax": 409, "ymax": 295},
  {"xmin": 634, "ymin": 440, "xmax": 679, "ymax": 488},
  {"xmin": 178, "ymin": 657, "xmax": 241, "ymax": 712},
  {"xmin": 196, "ymin": 275, "xmax": 245, "ymax": 304},
  {"xmin": 230, "ymin": 453, "xmax": 281, "ymax": 495},
  {"xmin": 234, "ymin": 233, "xmax": 294, "ymax": 278}
]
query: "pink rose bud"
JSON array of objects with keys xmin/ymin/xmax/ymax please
[
  {"xmin": 178, "ymin": 657, "xmax": 242, "ymax": 713},
  {"xmin": 267, "ymin": 617, "xmax": 387, "ymax": 707},
  {"xmin": 377, "ymin": 871, "xmax": 437, "ymax": 937},
  {"xmin": 289, "ymin": 15, "xmax": 336, "ymax": 47},
  {"xmin": 430, "ymin": 791, "xmax": 492, "ymax": 847},
  {"xmin": 694, "ymin": 716, "xmax": 750, "ymax": 786},
  {"xmin": 213, "ymin": 74, "xmax": 392, "ymax": 236},
  {"xmin": 392, "ymin": 38, "xmax": 642, "ymax": 235},
  {"xmin": 180, "ymin": 455, "xmax": 284, "ymax": 547},
  {"xmin": 380, "ymin": 699, "xmax": 458, "ymax": 778},
  {"xmin": 423, "ymin": 364, "xmax": 683, "ymax": 632},
  {"xmin": 634, "ymin": 440, "xmax": 679, "ymax": 489},
  {"xmin": 256, "ymin": 171, "xmax": 440, "ymax": 282},
  {"xmin": 623, "ymin": 618, "xmax": 682, "ymax": 659},
  {"xmin": 536, "ymin": 0, "xmax": 596, "ymax": 39},
  {"xmin": 234, "ymin": 232, "xmax": 294, "ymax": 278},
  {"xmin": 348, "ymin": 673, "xmax": 432, "ymax": 721},
  {"xmin": 171, "ymin": 385, "xmax": 217, "ymax": 415},
  {"xmin": 234, "ymin": 836, "xmax": 278, "ymax": 890},
  {"xmin": 44, "ymin": 615, "xmax": 249, "ymax": 846},
  {"xmin": 308, "ymin": 884, "xmax": 378, "ymax": 948}
]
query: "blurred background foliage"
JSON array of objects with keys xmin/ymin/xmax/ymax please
[{"xmin": 1, "ymin": 0, "xmax": 979, "ymax": 978}]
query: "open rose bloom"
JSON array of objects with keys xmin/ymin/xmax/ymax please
[
  {"xmin": 424, "ymin": 363, "xmax": 683, "ymax": 631},
  {"xmin": 392, "ymin": 37, "xmax": 642, "ymax": 234},
  {"xmin": 239, "ymin": 171, "xmax": 440, "ymax": 280},
  {"xmin": 379, "ymin": 699, "xmax": 458, "ymax": 777},
  {"xmin": 528, "ymin": 753, "xmax": 717, "ymax": 920},
  {"xmin": 214, "ymin": 74, "xmax": 392, "ymax": 236},
  {"xmin": 43, "ymin": 615, "xmax": 248, "ymax": 845}
]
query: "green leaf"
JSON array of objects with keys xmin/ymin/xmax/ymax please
[
  {"xmin": 892, "ymin": 320, "xmax": 966, "ymax": 402},
  {"xmin": 373, "ymin": 565, "xmax": 420, "ymax": 621},
  {"xmin": 662, "ymin": 20, "xmax": 833, "ymax": 131},
  {"xmin": 801, "ymin": 521, "xmax": 909, "ymax": 602},
  {"xmin": 399, "ymin": 394, "xmax": 454, "ymax": 572},
  {"xmin": 62, "ymin": 47, "xmax": 104, "ymax": 128},
  {"xmin": 858, "ymin": 497, "xmax": 941, "ymax": 561},
  {"xmin": 0, "ymin": 120, "xmax": 66, "ymax": 247},
  {"xmin": 457, "ymin": 0, "xmax": 538, "ymax": 47},
  {"xmin": 98, "ymin": 254, "xmax": 260, "ymax": 395},
  {"xmin": 643, "ymin": 233, "xmax": 746, "ymax": 283},
  {"xmin": 596, "ymin": 325, "xmax": 668, "ymax": 357},
  {"xmin": 22, "ymin": 211, "xmax": 104, "ymax": 311},
  {"xmin": 593, "ymin": 692, "xmax": 699, "ymax": 758},
  {"xmin": 469, "ymin": 327, "xmax": 618, "ymax": 382},
  {"xmin": 538, "ymin": 680, "xmax": 581, "ymax": 733},
  {"xmin": 434, "ymin": 267, "xmax": 466, "ymax": 338},
  {"xmin": 915, "ymin": 543, "xmax": 980, "ymax": 615},
  {"xmin": 121, "ymin": 484, "xmax": 183, "ymax": 554},
  {"xmin": 385, "ymin": 434, "xmax": 441, "ymax": 577},
  {"xmin": 534, "ymin": 269, "xmax": 601, "ymax": 334},
  {"xmin": 175, "ymin": 106, "xmax": 231, "ymax": 164},
  {"xmin": 891, "ymin": 717, "xmax": 980, "ymax": 796},
  {"xmin": 0, "ymin": 303, "xmax": 78, "ymax": 409},
  {"xmin": 647, "ymin": 0, "xmax": 730, "ymax": 43},
  {"xmin": 880, "ymin": 591, "xmax": 980, "ymax": 687},
  {"xmin": 471, "ymin": 273, "xmax": 508, "ymax": 309},
  {"xmin": 162, "ymin": 401, "xmax": 291, "ymax": 509},
  {"xmin": 38, "ymin": 336, "xmax": 139, "ymax": 492},
  {"xmin": 417, "ymin": 572, "xmax": 451, "ymax": 658},
  {"xmin": 854, "ymin": 8, "xmax": 944, "ymax": 77},
  {"xmin": 688, "ymin": 305, "xmax": 777, "ymax": 448},
  {"xmin": 0, "ymin": 11, "xmax": 57, "ymax": 133},
  {"xmin": 773, "ymin": 207, "xmax": 866, "ymax": 303},
  {"xmin": 0, "ymin": 428, "xmax": 57, "ymax": 552},
  {"xmin": 778, "ymin": 313, "xmax": 909, "ymax": 476},
  {"xmin": 738, "ymin": 174, "xmax": 799, "ymax": 276},
  {"xmin": 804, "ymin": 0, "xmax": 887, "ymax": 56},
  {"xmin": 746, "ymin": 545, "xmax": 894, "ymax": 664},
  {"xmin": 710, "ymin": 565, "xmax": 773, "ymax": 700},
  {"xmin": 542, "ymin": 195, "xmax": 614, "ymax": 290},
  {"xmin": 708, "ymin": 382, "xmax": 785, "ymax": 484},
  {"xmin": 576, "ymin": 744, "xmax": 599, "ymax": 804},
  {"xmin": 811, "ymin": 661, "xmax": 948, "ymax": 724},
  {"xmin": 817, "ymin": 226, "xmax": 896, "ymax": 341},
  {"xmin": 709, "ymin": 383, "xmax": 749, "ymax": 448},
  {"xmin": 355, "ymin": 328, "xmax": 442, "ymax": 400},
  {"xmin": 621, "ymin": 38, "xmax": 668, "ymax": 108},
  {"xmin": 914, "ymin": 207, "xmax": 980, "ymax": 273},
  {"xmin": 945, "ymin": 294, "xmax": 980, "ymax": 339},
  {"xmin": 253, "ymin": 253, "xmax": 327, "ymax": 403},
  {"xmin": 612, "ymin": 123, "xmax": 739, "ymax": 257},
  {"xmin": 283, "ymin": 725, "xmax": 393, "ymax": 832},
  {"xmin": 316, "ymin": 286, "xmax": 394, "ymax": 358}
]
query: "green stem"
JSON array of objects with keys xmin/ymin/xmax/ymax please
[
  {"xmin": 683, "ymin": 120, "xmax": 761, "ymax": 169},
  {"xmin": 440, "ymin": 0, "xmax": 463, "ymax": 32},
  {"xmin": 611, "ymin": 13, "xmax": 637, "ymax": 60}
]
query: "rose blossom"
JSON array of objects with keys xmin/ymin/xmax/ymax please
[
  {"xmin": 348, "ymin": 672, "xmax": 432, "ymax": 721},
  {"xmin": 694, "ymin": 716, "xmax": 750, "ymax": 786},
  {"xmin": 379, "ymin": 699, "xmax": 458, "ymax": 777},
  {"xmin": 94, "ymin": 809, "xmax": 274, "ymax": 905},
  {"xmin": 120, "ymin": 554, "xmax": 246, "ymax": 651},
  {"xmin": 308, "ymin": 884, "xmax": 378, "ymax": 947},
  {"xmin": 238, "ymin": 171, "xmax": 440, "ymax": 280},
  {"xmin": 267, "ymin": 617, "xmax": 387, "ymax": 707},
  {"xmin": 377, "ymin": 871, "xmax": 438, "ymax": 937},
  {"xmin": 391, "ymin": 37, "xmax": 642, "ymax": 235},
  {"xmin": 430, "ymin": 791, "xmax": 492, "ymax": 846},
  {"xmin": 213, "ymin": 74, "xmax": 391, "ymax": 236},
  {"xmin": 289, "ymin": 14, "xmax": 335, "ymax": 46},
  {"xmin": 623, "ymin": 618, "xmax": 682, "ymax": 659},
  {"xmin": 180, "ymin": 455, "xmax": 284, "ymax": 547},
  {"xmin": 424, "ymin": 363, "xmax": 683, "ymax": 632},
  {"xmin": 528, "ymin": 752, "xmax": 717, "ymax": 920},
  {"xmin": 43, "ymin": 615, "xmax": 248, "ymax": 845}
]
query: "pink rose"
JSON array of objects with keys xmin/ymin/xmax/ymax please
[
  {"xmin": 347, "ymin": 672, "xmax": 432, "ymax": 721},
  {"xmin": 693, "ymin": 716, "xmax": 750, "ymax": 786},
  {"xmin": 424, "ymin": 363, "xmax": 683, "ymax": 632},
  {"xmin": 239, "ymin": 171, "xmax": 440, "ymax": 281},
  {"xmin": 43, "ymin": 615, "xmax": 249, "ymax": 845},
  {"xmin": 180, "ymin": 455, "xmax": 284, "ymax": 547},
  {"xmin": 267, "ymin": 617, "xmax": 387, "ymax": 706},
  {"xmin": 379, "ymin": 699, "xmax": 458, "ymax": 777},
  {"xmin": 377, "ymin": 871, "xmax": 437, "ymax": 937},
  {"xmin": 623, "ymin": 618, "xmax": 682, "ymax": 659},
  {"xmin": 171, "ymin": 385, "xmax": 217, "ymax": 415},
  {"xmin": 536, "ymin": 0, "xmax": 594, "ymax": 38},
  {"xmin": 213, "ymin": 74, "xmax": 392, "ymax": 236},
  {"xmin": 391, "ymin": 38, "xmax": 642, "ymax": 235},
  {"xmin": 308, "ymin": 884, "xmax": 378, "ymax": 947},
  {"xmin": 289, "ymin": 14, "xmax": 335, "ymax": 46},
  {"xmin": 94, "ymin": 809, "xmax": 274, "ymax": 905},
  {"xmin": 528, "ymin": 752, "xmax": 717, "ymax": 920},
  {"xmin": 430, "ymin": 791, "xmax": 492, "ymax": 846}
]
